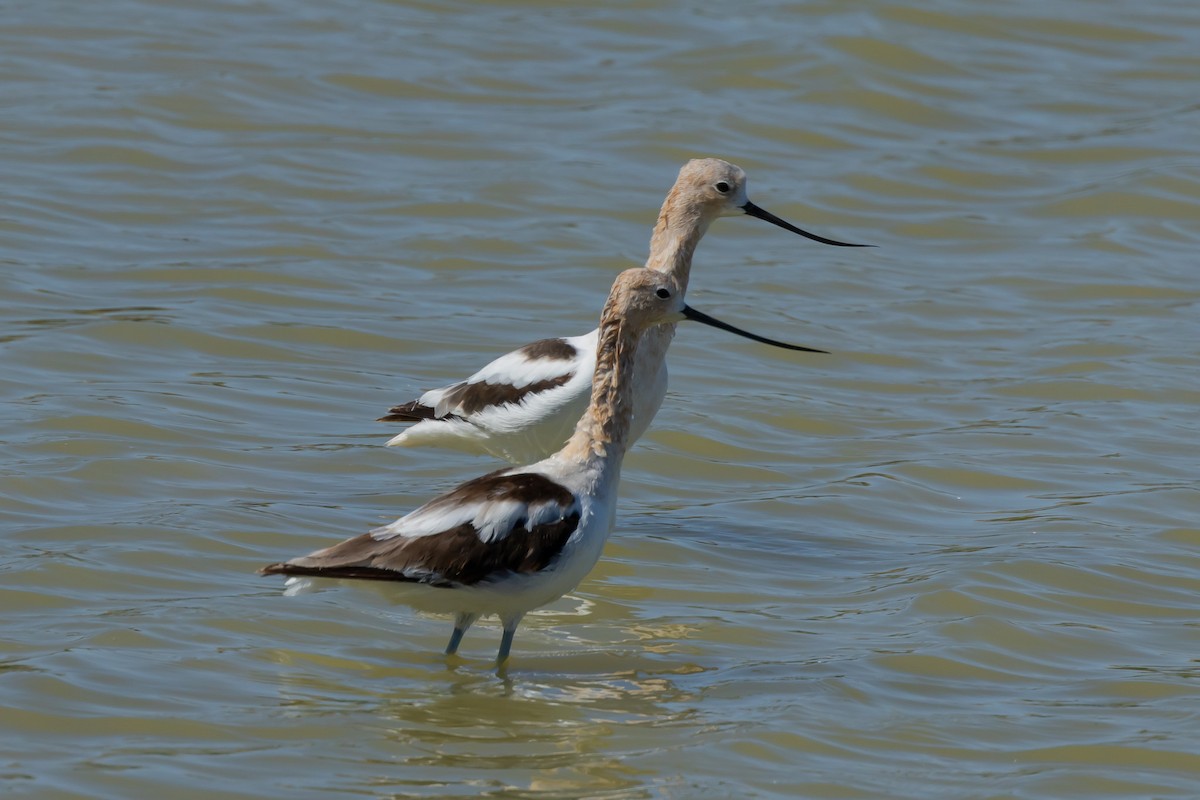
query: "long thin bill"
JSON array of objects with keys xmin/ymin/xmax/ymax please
[
  {"xmin": 742, "ymin": 201, "xmax": 872, "ymax": 247},
  {"xmin": 681, "ymin": 305, "xmax": 828, "ymax": 354}
]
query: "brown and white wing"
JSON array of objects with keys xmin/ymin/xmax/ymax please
[
  {"xmin": 377, "ymin": 334, "xmax": 591, "ymax": 422},
  {"xmin": 260, "ymin": 470, "xmax": 581, "ymax": 587}
]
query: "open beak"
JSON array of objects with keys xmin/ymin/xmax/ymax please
[
  {"xmin": 681, "ymin": 305, "xmax": 828, "ymax": 354},
  {"xmin": 742, "ymin": 201, "xmax": 871, "ymax": 247}
]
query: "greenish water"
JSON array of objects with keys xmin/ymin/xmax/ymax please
[{"xmin": 3, "ymin": 1, "xmax": 1199, "ymax": 798}]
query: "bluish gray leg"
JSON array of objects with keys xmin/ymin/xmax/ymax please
[
  {"xmin": 445, "ymin": 612, "xmax": 478, "ymax": 655},
  {"xmin": 496, "ymin": 615, "xmax": 524, "ymax": 663}
]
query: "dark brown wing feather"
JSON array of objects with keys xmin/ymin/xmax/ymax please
[
  {"xmin": 378, "ymin": 374, "xmax": 574, "ymax": 423},
  {"xmin": 439, "ymin": 374, "xmax": 573, "ymax": 416},
  {"xmin": 516, "ymin": 338, "xmax": 577, "ymax": 361},
  {"xmin": 377, "ymin": 398, "xmax": 449, "ymax": 423}
]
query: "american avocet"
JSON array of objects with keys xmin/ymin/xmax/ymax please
[
  {"xmin": 380, "ymin": 158, "xmax": 866, "ymax": 463},
  {"xmin": 261, "ymin": 269, "xmax": 817, "ymax": 663}
]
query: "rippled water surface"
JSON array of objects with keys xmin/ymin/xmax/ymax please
[{"xmin": 4, "ymin": 1, "xmax": 1200, "ymax": 797}]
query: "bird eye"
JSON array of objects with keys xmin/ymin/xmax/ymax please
[
  {"xmin": 655, "ymin": 287, "xmax": 671, "ymax": 299},
  {"xmin": 714, "ymin": 181, "xmax": 731, "ymax": 194}
]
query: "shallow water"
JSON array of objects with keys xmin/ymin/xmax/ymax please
[{"xmin": 3, "ymin": 1, "xmax": 1200, "ymax": 798}]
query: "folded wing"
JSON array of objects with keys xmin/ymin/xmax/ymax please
[
  {"xmin": 260, "ymin": 470, "xmax": 582, "ymax": 587},
  {"xmin": 378, "ymin": 335, "xmax": 590, "ymax": 423}
]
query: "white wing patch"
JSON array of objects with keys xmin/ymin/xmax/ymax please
[
  {"xmin": 524, "ymin": 499, "xmax": 573, "ymax": 529},
  {"xmin": 470, "ymin": 350, "xmax": 577, "ymax": 389},
  {"xmin": 428, "ymin": 383, "xmax": 467, "ymax": 419},
  {"xmin": 369, "ymin": 498, "xmax": 482, "ymax": 541},
  {"xmin": 465, "ymin": 498, "xmax": 527, "ymax": 543}
]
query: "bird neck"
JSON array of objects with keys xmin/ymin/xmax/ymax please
[
  {"xmin": 560, "ymin": 311, "xmax": 642, "ymax": 466},
  {"xmin": 644, "ymin": 194, "xmax": 713, "ymax": 292}
]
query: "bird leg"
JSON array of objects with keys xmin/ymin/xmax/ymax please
[
  {"xmin": 445, "ymin": 612, "xmax": 479, "ymax": 655},
  {"xmin": 496, "ymin": 614, "xmax": 525, "ymax": 664}
]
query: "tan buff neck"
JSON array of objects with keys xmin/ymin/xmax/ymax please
[
  {"xmin": 643, "ymin": 184, "xmax": 715, "ymax": 292},
  {"xmin": 559, "ymin": 303, "xmax": 642, "ymax": 463}
]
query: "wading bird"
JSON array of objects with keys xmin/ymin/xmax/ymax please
[
  {"xmin": 380, "ymin": 158, "xmax": 866, "ymax": 463},
  {"xmin": 262, "ymin": 269, "xmax": 822, "ymax": 663}
]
